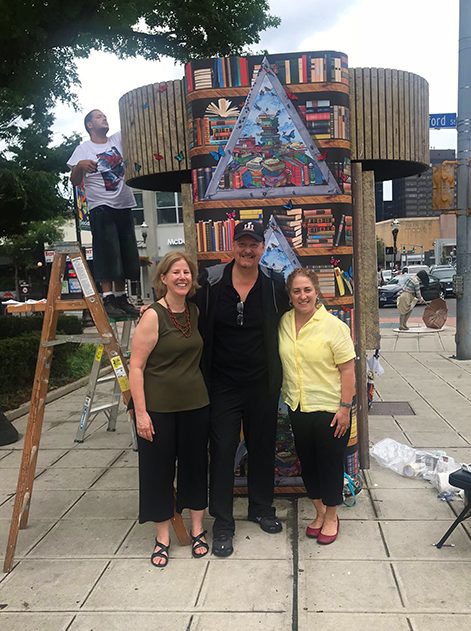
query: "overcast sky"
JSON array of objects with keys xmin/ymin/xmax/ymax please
[{"xmin": 54, "ymin": 0, "xmax": 460, "ymax": 151}]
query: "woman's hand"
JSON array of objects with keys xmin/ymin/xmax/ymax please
[
  {"xmin": 135, "ymin": 410, "xmax": 155, "ymax": 442},
  {"xmin": 330, "ymin": 407, "xmax": 350, "ymax": 438}
]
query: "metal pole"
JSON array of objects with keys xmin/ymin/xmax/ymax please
[{"xmin": 456, "ymin": 0, "xmax": 471, "ymax": 359}]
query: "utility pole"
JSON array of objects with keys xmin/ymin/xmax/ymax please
[{"xmin": 456, "ymin": 0, "xmax": 471, "ymax": 359}]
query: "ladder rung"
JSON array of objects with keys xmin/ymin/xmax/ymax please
[
  {"xmin": 90, "ymin": 402, "xmax": 120, "ymax": 413},
  {"xmin": 97, "ymin": 374, "xmax": 116, "ymax": 384},
  {"xmin": 53, "ymin": 242, "xmax": 82, "ymax": 254},
  {"xmin": 42, "ymin": 334, "xmax": 111, "ymax": 347}
]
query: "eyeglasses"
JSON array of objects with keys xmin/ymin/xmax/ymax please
[{"xmin": 236, "ymin": 301, "xmax": 244, "ymax": 326}]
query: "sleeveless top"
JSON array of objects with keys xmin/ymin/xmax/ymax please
[{"xmin": 143, "ymin": 301, "xmax": 209, "ymax": 413}]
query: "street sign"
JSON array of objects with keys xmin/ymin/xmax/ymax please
[{"xmin": 429, "ymin": 113, "xmax": 457, "ymax": 129}]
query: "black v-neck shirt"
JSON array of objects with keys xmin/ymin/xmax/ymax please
[{"xmin": 212, "ymin": 262, "xmax": 267, "ymax": 385}]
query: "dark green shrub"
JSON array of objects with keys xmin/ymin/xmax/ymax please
[
  {"xmin": 0, "ymin": 314, "xmax": 83, "ymax": 339},
  {"xmin": 0, "ymin": 332, "xmax": 75, "ymax": 396}
]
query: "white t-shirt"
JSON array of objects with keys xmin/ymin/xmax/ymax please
[{"xmin": 67, "ymin": 132, "xmax": 135, "ymax": 210}]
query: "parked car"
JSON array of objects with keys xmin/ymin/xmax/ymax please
[
  {"xmin": 405, "ymin": 264, "xmax": 430, "ymax": 275},
  {"xmin": 430, "ymin": 264, "xmax": 456, "ymax": 272},
  {"xmin": 378, "ymin": 273, "xmax": 443, "ymax": 307},
  {"xmin": 378, "ymin": 269, "xmax": 393, "ymax": 286},
  {"xmin": 429, "ymin": 265, "xmax": 456, "ymax": 297}
]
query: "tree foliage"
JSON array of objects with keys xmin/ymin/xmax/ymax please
[
  {"xmin": 0, "ymin": 110, "xmax": 80, "ymax": 237},
  {"xmin": 0, "ymin": 0, "xmax": 278, "ymax": 241},
  {"xmin": 0, "ymin": 219, "xmax": 64, "ymax": 271},
  {"xmin": 0, "ymin": 0, "xmax": 279, "ymax": 135}
]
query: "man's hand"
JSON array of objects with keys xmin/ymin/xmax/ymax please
[
  {"xmin": 330, "ymin": 407, "xmax": 351, "ymax": 438},
  {"xmin": 139, "ymin": 304, "xmax": 152, "ymax": 317},
  {"xmin": 78, "ymin": 159, "xmax": 98, "ymax": 173}
]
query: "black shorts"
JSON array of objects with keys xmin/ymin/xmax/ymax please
[{"xmin": 89, "ymin": 205, "xmax": 140, "ymax": 282}]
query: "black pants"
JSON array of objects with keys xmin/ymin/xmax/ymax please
[
  {"xmin": 137, "ymin": 406, "xmax": 210, "ymax": 523},
  {"xmin": 89, "ymin": 205, "xmax": 140, "ymax": 282},
  {"xmin": 289, "ymin": 408, "xmax": 350, "ymax": 507},
  {"xmin": 209, "ymin": 380, "xmax": 278, "ymax": 535}
]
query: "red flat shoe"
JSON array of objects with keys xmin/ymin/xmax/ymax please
[
  {"xmin": 317, "ymin": 518, "xmax": 339, "ymax": 545},
  {"xmin": 306, "ymin": 525, "xmax": 321, "ymax": 539}
]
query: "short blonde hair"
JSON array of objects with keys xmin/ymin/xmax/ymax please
[
  {"xmin": 286, "ymin": 268, "xmax": 320, "ymax": 295},
  {"xmin": 153, "ymin": 251, "xmax": 199, "ymax": 299}
]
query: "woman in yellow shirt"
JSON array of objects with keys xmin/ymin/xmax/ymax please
[{"xmin": 278, "ymin": 268, "xmax": 356, "ymax": 544}]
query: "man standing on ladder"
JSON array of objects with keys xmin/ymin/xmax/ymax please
[{"xmin": 67, "ymin": 109, "xmax": 140, "ymax": 319}]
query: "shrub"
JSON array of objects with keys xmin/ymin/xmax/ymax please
[
  {"xmin": 0, "ymin": 314, "xmax": 83, "ymax": 339},
  {"xmin": 0, "ymin": 332, "xmax": 76, "ymax": 397},
  {"xmin": 65, "ymin": 344, "xmax": 96, "ymax": 381}
]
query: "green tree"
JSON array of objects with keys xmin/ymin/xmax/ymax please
[
  {"xmin": 0, "ymin": 219, "xmax": 65, "ymax": 295},
  {"xmin": 0, "ymin": 112, "xmax": 80, "ymax": 237},
  {"xmin": 0, "ymin": 0, "xmax": 279, "ymax": 137}
]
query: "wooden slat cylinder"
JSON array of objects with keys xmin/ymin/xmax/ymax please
[
  {"xmin": 119, "ymin": 68, "xmax": 430, "ymax": 191},
  {"xmin": 119, "ymin": 80, "xmax": 191, "ymax": 191},
  {"xmin": 349, "ymin": 68, "xmax": 429, "ymax": 180}
]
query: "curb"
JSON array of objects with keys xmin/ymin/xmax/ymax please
[{"xmin": 5, "ymin": 367, "xmax": 113, "ymax": 422}]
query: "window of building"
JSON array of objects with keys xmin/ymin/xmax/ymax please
[
  {"xmin": 132, "ymin": 190, "xmax": 144, "ymax": 225},
  {"xmin": 155, "ymin": 191, "xmax": 182, "ymax": 225}
]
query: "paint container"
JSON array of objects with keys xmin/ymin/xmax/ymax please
[{"xmin": 403, "ymin": 462, "xmax": 426, "ymax": 478}]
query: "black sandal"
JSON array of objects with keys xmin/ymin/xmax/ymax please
[
  {"xmin": 191, "ymin": 529, "xmax": 209, "ymax": 559},
  {"xmin": 150, "ymin": 538, "xmax": 170, "ymax": 567}
]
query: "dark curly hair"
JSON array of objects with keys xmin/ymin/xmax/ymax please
[{"xmin": 416, "ymin": 270, "xmax": 429, "ymax": 287}]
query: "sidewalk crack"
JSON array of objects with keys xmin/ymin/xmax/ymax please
[
  {"xmin": 290, "ymin": 498, "xmax": 299, "ymax": 631},
  {"xmin": 193, "ymin": 560, "xmax": 210, "ymax": 607}
]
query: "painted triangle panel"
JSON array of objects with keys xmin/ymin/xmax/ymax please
[{"xmin": 204, "ymin": 57, "xmax": 341, "ymax": 200}]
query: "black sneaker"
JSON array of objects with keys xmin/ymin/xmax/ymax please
[
  {"xmin": 211, "ymin": 533, "xmax": 234, "ymax": 557},
  {"xmin": 103, "ymin": 294, "xmax": 127, "ymax": 319},
  {"xmin": 248, "ymin": 515, "xmax": 282, "ymax": 533},
  {"xmin": 115, "ymin": 294, "xmax": 140, "ymax": 318}
]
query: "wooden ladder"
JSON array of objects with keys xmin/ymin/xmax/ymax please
[{"xmin": 3, "ymin": 242, "xmax": 189, "ymax": 573}]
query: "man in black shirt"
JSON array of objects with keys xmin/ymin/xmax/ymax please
[{"xmin": 196, "ymin": 221, "xmax": 290, "ymax": 556}]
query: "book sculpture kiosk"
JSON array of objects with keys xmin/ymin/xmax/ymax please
[{"xmin": 119, "ymin": 52, "xmax": 429, "ymax": 489}]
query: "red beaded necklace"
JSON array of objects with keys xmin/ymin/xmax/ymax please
[{"xmin": 164, "ymin": 298, "xmax": 192, "ymax": 337}]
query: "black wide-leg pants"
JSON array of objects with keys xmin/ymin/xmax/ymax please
[
  {"xmin": 137, "ymin": 406, "xmax": 210, "ymax": 523},
  {"xmin": 209, "ymin": 380, "xmax": 278, "ymax": 535},
  {"xmin": 289, "ymin": 408, "xmax": 350, "ymax": 507}
]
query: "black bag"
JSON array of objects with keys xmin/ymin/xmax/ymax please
[
  {"xmin": 449, "ymin": 467, "xmax": 471, "ymax": 492},
  {"xmin": 0, "ymin": 409, "xmax": 19, "ymax": 446}
]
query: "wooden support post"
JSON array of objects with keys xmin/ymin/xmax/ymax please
[
  {"xmin": 352, "ymin": 163, "xmax": 370, "ymax": 469},
  {"xmin": 361, "ymin": 170, "xmax": 381, "ymax": 350},
  {"xmin": 181, "ymin": 182, "xmax": 197, "ymax": 263}
]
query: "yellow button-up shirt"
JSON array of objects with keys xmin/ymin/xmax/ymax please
[{"xmin": 278, "ymin": 305, "xmax": 356, "ymax": 413}]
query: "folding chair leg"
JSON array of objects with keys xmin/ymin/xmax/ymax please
[{"xmin": 435, "ymin": 504, "xmax": 471, "ymax": 548}]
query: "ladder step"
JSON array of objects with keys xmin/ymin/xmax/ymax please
[
  {"xmin": 90, "ymin": 402, "xmax": 120, "ymax": 413},
  {"xmin": 42, "ymin": 334, "xmax": 111, "ymax": 347},
  {"xmin": 97, "ymin": 374, "xmax": 116, "ymax": 384}
]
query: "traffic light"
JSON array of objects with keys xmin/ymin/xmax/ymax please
[{"xmin": 432, "ymin": 161, "xmax": 456, "ymax": 211}]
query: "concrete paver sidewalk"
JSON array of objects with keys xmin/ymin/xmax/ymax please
[{"xmin": 0, "ymin": 326, "xmax": 470, "ymax": 630}]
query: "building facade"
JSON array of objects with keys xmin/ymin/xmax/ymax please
[{"xmin": 376, "ymin": 149, "xmax": 456, "ymax": 221}]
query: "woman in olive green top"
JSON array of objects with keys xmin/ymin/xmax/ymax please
[{"xmin": 129, "ymin": 251, "xmax": 210, "ymax": 568}]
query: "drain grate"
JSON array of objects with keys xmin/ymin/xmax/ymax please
[{"xmin": 369, "ymin": 401, "xmax": 415, "ymax": 416}]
